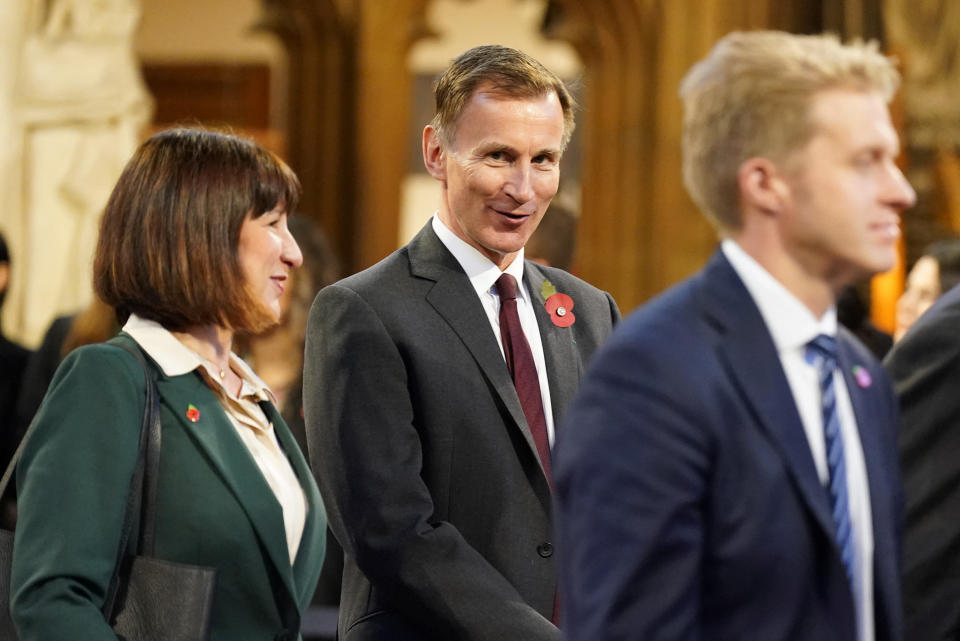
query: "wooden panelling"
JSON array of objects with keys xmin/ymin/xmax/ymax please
[{"xmin": 141, "ymin": 63, "xmax": 271, "ymax": 128}]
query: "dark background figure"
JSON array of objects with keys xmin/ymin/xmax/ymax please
[
  {"xmin": 15, "ymin": 298, "xmax": 118, "ymax": 438},
  {"xmin": 0, "ymin": 232, "xmax": 31, "ymax": 526},
  {"xmin": 524, "ymin": 198, "xmax": 579, "ymax": 271},
  {"xmin": 0, "ymin": 232, "xmax": 30, "ymax": 437},
  {"xmin": 235, "ymin": 213, "xmax": 343, "ymax": 638},
  {"xmin": 838, "ymin": 285, "xmax": 894, "ymax": 360},
  {"xmin": 237, "ymin": 213, "xmax": 339, "ymax": 453},
  {"xmin": 884, "ymin": 247, "xmax": 960, "ymax": 641}
]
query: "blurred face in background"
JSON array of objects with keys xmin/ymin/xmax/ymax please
[{"xmin": 895, "ymin": 255, "xmax": 940, "ymax": 342}]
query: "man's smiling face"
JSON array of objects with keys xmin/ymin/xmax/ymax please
[{"xmin": 427, "ymin": 85, "xmax": 565, "ymax": 270}]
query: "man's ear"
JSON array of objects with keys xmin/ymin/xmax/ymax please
[
  {"xmin": 737, "ymin": 157, "xmax": 790, "ymax": 216},
  {"xmin": 0, "ymin": 263, "xmax": 9, "ymax": 295},
  {"xmin": 422, "ymin": 125, "xmax": 447, "ymax": 181}
]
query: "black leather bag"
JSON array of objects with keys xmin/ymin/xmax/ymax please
[{"xmin": 0, "ymin": 337, "xmax": 217, "ymax": 641}]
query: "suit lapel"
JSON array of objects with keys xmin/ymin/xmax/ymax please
[
  {"xmin": 524, "ymin": 263, "xmax": 582, "ymax": 430},
  {"xmin": 836, "ymin": 339, "xmax": 899, "ymax": 633},
  {"xmin": 262, "ymin": 400, "xmax": 326, "ymax": 607},
  {"xmin": 407, "ymin": 224, "xmax": 547, "ymax": 483},
  {"xmin": 698, "ymin": 251, "xmax": 837, "ymax": 542},
  {"xmin": 155, "ymin": 373, "xmax": 299, "ymax": 605}
]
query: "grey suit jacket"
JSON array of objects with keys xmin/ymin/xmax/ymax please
[{"xmin": 303, "ymin": 222, "xmax": 619, "ymax": 641}]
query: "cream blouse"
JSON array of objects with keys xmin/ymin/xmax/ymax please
[{"xmin": 122, "ymin": 314, "xmax": 306, "ymax": 564}]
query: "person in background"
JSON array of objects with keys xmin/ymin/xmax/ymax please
[
  {"xmin": 236, "ymin": 213, "xmax": 338, "ymax": 453},
  {"xmin": 0, "ymin": 231, "xmax": 30, "ymax": 488},
  {"xmin": 524, "ymin": 198, "xmax": 578, "ymax": 271},
  {"xmin": 555, "ymin": 31, "xmax": 914, "ymax": 641},
  {"xmin": 235, "ymin": 213, "xmax": 344, "ymax": 610},
  {"xmin": 11, "ymin": 128, "xmax": 326, "ymax": 641},
  {"xmin": 893, "ymin": 237, "xmax": 960, "ymax": 342},
  {"xmin": 838, "ymin": 286, "xmax": 893, "ymax": 360},
  {"xmin": 304, "ymin": 44, "xmax": 619, "ymax": 641},
  {"xmin": 15, "ymin": 298, "xmax": 118, "ymax": 438},
  {"xmin": 884, "ymin": 240, "xmax": 960, "ymax": 641}
]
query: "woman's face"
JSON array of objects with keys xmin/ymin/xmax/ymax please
[
  {"xmin": 238, "ymin": 207, "xmax": 303, "ymax": 323},
  {"xmin": 895, "ymin": 255, "xmax": 941, "ymax": 341}
]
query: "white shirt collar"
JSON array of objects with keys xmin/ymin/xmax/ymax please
[
  {"xmin": 122, "ymin": 313, "xmax": 274, "ymax": 402},
  {"xmin": 432, "ymin": 213, "xmax": 528, "ymax": 301},
  {"xmin": 721, "ymin": 239, "xmax": 837, "ymax": 354}
]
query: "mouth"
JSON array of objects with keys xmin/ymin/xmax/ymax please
[
  {"xmin": 491, "ymin": 207, "xmax": 533, "ymax": 224},
  {"xmin": 871, "ymin": 218, "xmax": 901, "ymax": 241},
  {"xmin": 270, "ymin": 275, "xmax": 287, "ymax": 293}
]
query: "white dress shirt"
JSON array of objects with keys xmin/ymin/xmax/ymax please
[
  {"xmin": 122, "ymin": 314, "xmax": 307, "ymax": 564},
  {"xmin": 722, "ymin": 240, "xmax": 874, "ymax": 641},
  {"xmin": 432, "ymin": 214, "xmax": 556, "ymax": 445}
]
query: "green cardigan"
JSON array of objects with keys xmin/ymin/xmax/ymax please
[{"xmin": 11, "ymin": 335, "xmax": 326, "ymax": 641}]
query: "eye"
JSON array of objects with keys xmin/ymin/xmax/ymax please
[
  {"xmin": 854, "ymin": 149, "xmax": 885, "ymax": 169},
  {"xmin": 489, "ymin": 150, "xmax": 507, "ymax": 161}
]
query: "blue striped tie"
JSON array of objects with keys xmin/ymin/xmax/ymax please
[{"xmin": 806, "ymin": 334, "xmax": 855, "ymax": 587}]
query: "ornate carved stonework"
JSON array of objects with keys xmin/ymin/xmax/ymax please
[{"xmin": 2, "ymin": 0, "xmax": 152, "ymax": 345}]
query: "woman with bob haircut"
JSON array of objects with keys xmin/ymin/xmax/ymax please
[{"xmin": 10, "ymin": 128, "xmax": 326, "ymax": 641}]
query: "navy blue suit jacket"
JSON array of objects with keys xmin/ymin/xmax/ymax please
[{"xmin": 554, "ymin": 250, "xmax": 903, "ymax": 641}]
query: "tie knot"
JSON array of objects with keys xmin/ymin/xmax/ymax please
[
  {"xmin": 806, "ymin": 333, "xmax": 838, "ymax": 370},
  {"xmin": 495, "ymin": 273, "xmax": 518, "ymax": 301}
]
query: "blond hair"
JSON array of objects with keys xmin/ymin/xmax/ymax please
[
  {"xmin": 680, "ymin": 31, "xmax": 900, "ymax": 230},
  {"xmin": 431, "ymin": 44, "xmax": 576, "ymax": 150}
]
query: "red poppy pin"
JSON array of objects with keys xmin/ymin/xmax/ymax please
[
  {"xmin": 541, "ymin": 279, "xmax": 576, "ymax": 328},
  {"xmin": 186, "ymin": 403, "xmax": 200, "ymax": 422}
]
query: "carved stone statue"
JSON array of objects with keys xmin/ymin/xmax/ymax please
[{"xmin": 1, "ymin": 0, "xmax": 151, "ymax": 346}]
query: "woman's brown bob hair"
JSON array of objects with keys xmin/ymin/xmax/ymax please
[{"xmin": 94, "ymin": 128, "xmax": 301, "ymax": 333}]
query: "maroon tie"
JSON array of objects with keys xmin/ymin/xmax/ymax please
[{"xmin": 495, "ymin": 274, "xmax": 551, "ymax": 483}]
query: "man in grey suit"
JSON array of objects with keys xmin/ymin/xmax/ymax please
[{"xmin": 303, "ymin": 45, "xmax": 619, "ymax": 641}]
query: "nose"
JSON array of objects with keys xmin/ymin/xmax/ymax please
[
  {"xmin": 283, "ymin": 229, "xmax": 303, "ymax": 269},
  {"xmin": 895, "ymin": 289, "xmax": 915, "ymax": 320},
  {"xmin": 885, "ymin": 162, "xmax": 917, "ymax": 211},
  {"xmin": 895, "ymin": 288, "xmax": 918, "ymax": 334},
  {"xmin": 504, "ymin": 163, "xmax": 535, "ymax": 204}
]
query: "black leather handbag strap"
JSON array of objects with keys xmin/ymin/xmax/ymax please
[{"xmin": 101, "ymin": 335, "xmax": 162, "ymax": 620}]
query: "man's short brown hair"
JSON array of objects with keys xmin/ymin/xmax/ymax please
[
  {"xmin": 679, "ymin": 31, "xmax": 900, "ymax": 231},
  {"xmin": 93, "ymin": 128, "xmax": 301, "ymax": 333},
  {"xmin": 431, "ymin": 44, "xmax": 576, "ymax": 150}
]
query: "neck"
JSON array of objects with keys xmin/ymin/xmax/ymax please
[
  {"xmin": 170, "ymin": 324, "xmax": 234, "ymax": 370},
  {"xmin": 732, "ymin": 230, "xmax": 837, "ymax": 320}
]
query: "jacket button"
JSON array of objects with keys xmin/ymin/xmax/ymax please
[{"xmin": 537, "ymin": 542, "xmax": 553, "ymax": 558}]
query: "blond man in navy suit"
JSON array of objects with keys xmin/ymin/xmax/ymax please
[{"xmin": 556, "ymin": 31, "xmax": 916, "ymax": 641}]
